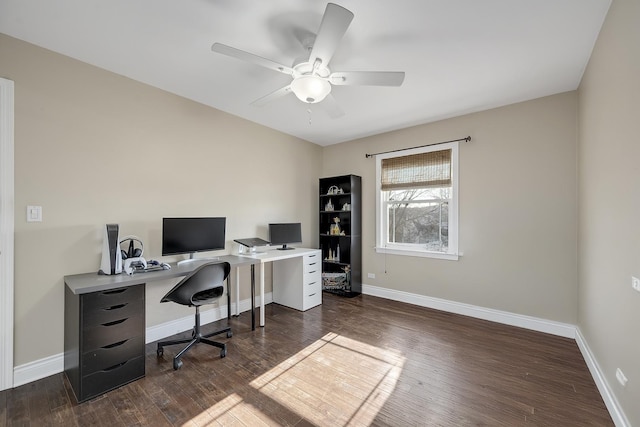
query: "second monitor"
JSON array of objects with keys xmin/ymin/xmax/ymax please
[{"xmin": 268, "ymin": 223, "xmax": 302, "ymax": 250}]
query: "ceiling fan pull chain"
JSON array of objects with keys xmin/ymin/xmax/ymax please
[{"xmin": 308, "ymin": 108, "xmax": 313, "ymax": 125}]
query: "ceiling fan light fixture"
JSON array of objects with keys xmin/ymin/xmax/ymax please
[{"xmin": 291, "ymin": 75, "xmax": 331, "ymax": 104}]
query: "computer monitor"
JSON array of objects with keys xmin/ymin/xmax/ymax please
[
  {"xmin": 268, "ymin": 223, "xmax": 302, "ymax": 250},
  {"xmin": 162, "ymin": 217, "xmax": 226, "ymax": 260}
]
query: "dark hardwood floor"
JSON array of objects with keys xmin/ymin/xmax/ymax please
[{"xmin": 0, "ymin": 293, "xmax": 613, "ymax": 426}]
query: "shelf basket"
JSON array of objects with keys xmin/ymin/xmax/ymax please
[{"xmin": 322, "ymin": 272, "xmax": 348, "ymax": 290}]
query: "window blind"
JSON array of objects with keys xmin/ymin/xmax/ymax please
[{"xmin": 381, "ymin": 149, "xmax": 452, "ymax": 190}]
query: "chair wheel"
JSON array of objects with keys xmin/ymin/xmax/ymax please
[
  {"xmin": 220, "ymin": 348, "xmax": 227, "ymax": 358},
  {"xmin": 173, "ymin": 359, "xmax": 183, "ymax": 370},
  {"xmin": 227, "ymin": 331, "xmax": 233, "ymax": 338},
  {"xmin": 157, "ymin": 347, "xmax": 163, "ymax": 357}
]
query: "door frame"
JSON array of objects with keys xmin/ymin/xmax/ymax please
[{"xmin": 0, "ymin": 77, "xmax": 15, "ymax": 391}]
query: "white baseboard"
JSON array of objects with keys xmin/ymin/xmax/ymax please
[
  {"xmin": 13, "ymin": 353, "xmax": 63, "ymax": 388},
  {"xmin": 12, "ymin": 292, "xmax": 272, "ymax": 388},
  {"xmin": 363, "ymin": 284, "xmax": 576, "ymax": 338},
  {"xmin": 575, "ymin": 328, "xmax": 630, "ymax": 427},
  {"xmin": 362, "ymin": 283, "xmax": 629, "ymax": 426},
  {"xmin": 146, "ymin": 292, "xmax": 272, "ymax": 344},
  {"xmin": 145, "ymin": 305, "xmax": 229, "ymax": 344}
]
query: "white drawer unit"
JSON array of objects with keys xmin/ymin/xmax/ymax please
[{"xmin": 273, "ymin": 250, "xmax": 322, "ymax": 311}]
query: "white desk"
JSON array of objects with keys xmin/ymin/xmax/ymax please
[{"xmin": 239, "ymin": 247, "xmax": 322, "ymax": 326}]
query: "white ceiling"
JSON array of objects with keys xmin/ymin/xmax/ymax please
[{"xmin": 0, "ymin": 0, "xmax": 610, "ymax": 146}]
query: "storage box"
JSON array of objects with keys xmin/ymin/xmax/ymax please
[{"xmin": 322, "ymin": 272, "xmax": 348, "ymax": 290}]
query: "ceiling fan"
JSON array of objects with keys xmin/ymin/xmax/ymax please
[{"xmin": 211, "ymin": 3, "xmax": 405, "ymax": 118}]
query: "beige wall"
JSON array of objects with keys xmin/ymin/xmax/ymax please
[
  {"xmin": 322, "ymin": 92, "xmax": 578, "ymax": 323},
  {"xmin": 578, "ymin": 0, "xmax": 639, "ymax": 423},
  {"xmin": 3, "ymin": 3, "xmax": 638, "ymax": 420},
  {"xmin": 0, "ymin": 34, "xmax": 321, "ymax": 366}
]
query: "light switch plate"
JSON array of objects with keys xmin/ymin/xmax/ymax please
[{"xmin": 26, "ymin": 205, "xmax": 42, "ymax": 222}]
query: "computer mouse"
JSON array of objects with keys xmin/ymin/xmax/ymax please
[
  {"xmin": 147, "ymin": 259, "xmax": 159, "ymax": 266},
  {"xmin": 161, "ymin": 262, "xmax": 171, "ymax": 270}
]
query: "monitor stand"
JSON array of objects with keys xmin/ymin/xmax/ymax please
[
  {"xmin": 177, "ymin": 253, "xmax": 220, "ymax": 266},
  {"xmin": 277, "ymin": 244, "xmax": 295, "ymax": 251}
]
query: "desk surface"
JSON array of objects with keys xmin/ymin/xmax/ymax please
[
  {"xmin": 238, "ymin": 247, "xmax": 320, "ymax": 262},
  {"xmin": 64, "ymin": 247, "xmax": 319, "ymax": 295},
  {"xmin": 64, "ymin": 255, "xmax": 258, "ymax": 295}
]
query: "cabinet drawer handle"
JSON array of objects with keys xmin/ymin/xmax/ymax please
[
  {"xmin": 102, "ymin": 360, "xmax": 129, "ymax": 372},
  {"xmin": 102, "ymin": 318, "xmax": 127, "ymax": 327},
  {"xmin": 102, "ymin": 289, "xmax": 126, "ymax": 295},
  {"xmin": 308, "ymin": 262, "xmax": 317, "ymax": 266},
  {"xmin": 308, "ymin": 254, "xmax": 317, "ymax": 258},
  {"xmin": 308, "ymin": 293, "xmax": 316, "ymax": 297},
  {"xmin": 104, "ymin": 303, "xmax": 127, "ymax": 311},
  {"xmin": 308, "ymin": 281, "xmax": 317, "ymax": 286},
  {"xmin": 309, "ymin": 270, "xmax": 316, "ymax": 274},
  {"xmin": 101, "ymin": 339, "xmax": 128, "ymax": 349}
]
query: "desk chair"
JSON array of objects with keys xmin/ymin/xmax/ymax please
[{"xmin": 156, "ymin": 261, "xmax": 232, "ymax": 370}]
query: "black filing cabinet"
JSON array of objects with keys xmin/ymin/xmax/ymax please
[{"xmin": 64, "ymin": 284, "xmax": 145, "ymax": 403}]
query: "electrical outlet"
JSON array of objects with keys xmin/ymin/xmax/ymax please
[
  {"xmin": 367, "ymin": 273, "xmax": 375, "ymax": 279},
  {"xmin": 616, "ymin": 368, "xmax": 628, "ymax": 387},
  {"xmin": 632, "ymin": 276, "xmax": 640, "ymax": 292}
]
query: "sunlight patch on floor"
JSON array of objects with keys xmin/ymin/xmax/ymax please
[
  {"xmin": 249, "ymin": 332, "xmax": 406, "ymax": 426},
  {"xmin": 187, "ymin": 332, "xmax": 405, "ymax": 426},
  {"xmin": 188, "ymin": 392, "xmax": 274, "ymax": 426}
]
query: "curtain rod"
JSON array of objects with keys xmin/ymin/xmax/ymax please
[{"xmin": 365, "ymin": 136, "xmax": 471, "ymax": 158}]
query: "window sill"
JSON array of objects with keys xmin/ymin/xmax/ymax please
[{"xmin": 375, "ymin": 246, "xmax": 460, "ymax": 261}]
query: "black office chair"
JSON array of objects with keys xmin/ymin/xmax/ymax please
[{"xmin": 156, "ymin": 261, "xmax": 232, "ymax": 370}]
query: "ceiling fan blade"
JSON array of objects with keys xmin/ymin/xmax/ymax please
[
  {"xmin": 211, "ymin": 43, "xmax": 294, "ymax": 76},
  {"xmin": 330, "ymin": 71, "xmax": 406, "ymax": 86},
  {"xmin": 308, "ymin": 3, "xmax": 354, "ymax": 66},
  {"xmin": 251, "ymin": 85, "xmax": 292, "ymax": 107},
  {"xmin": 320, "ymin": 93, "xmax": 345, "ymax": 119}
]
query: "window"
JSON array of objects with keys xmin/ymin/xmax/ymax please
[{"xmin": 376, "ymin": 142, "xmax": 459, "ymax": 260}]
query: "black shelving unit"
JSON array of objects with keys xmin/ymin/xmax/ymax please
[{"xmin": 319, "ymin": 174, "xmax": 361, "ymax": 297}]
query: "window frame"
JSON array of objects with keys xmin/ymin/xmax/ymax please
[{"xmin": 375, "ymin": 142, "xmax": 459, "ymax": 260}]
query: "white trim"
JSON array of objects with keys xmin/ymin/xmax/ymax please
[
  {"xmin": 363, "ymin": 283, "xmax": 575, "ymax": 338},
  {"xmin": 145, "ymin": 307, "xmax": 228, "ymax": 344},
  {"xmin": 375, "ymin": 246, "xmax": 459, "ymax": 261},
  {"xmin": 146, "ymin": 292, "xmax": 272, "ymax": 344},
  {"xmin": 13, "ymin": 354, "xmax": 63, "ymax": 388},
  {"xmin": 0, "ymin": 78, "xmax": 15, "ymax": 391},
  {"xmin": 12, "ymin": 293, "xmax": 272, "ymax": 387},
  {"xmin": 375, "ymin": 142, "xmax": 459, "ymax": 260},
  {"xmin": 575, "ymin": 328, "xmax": 630, "ymax": 427}
]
